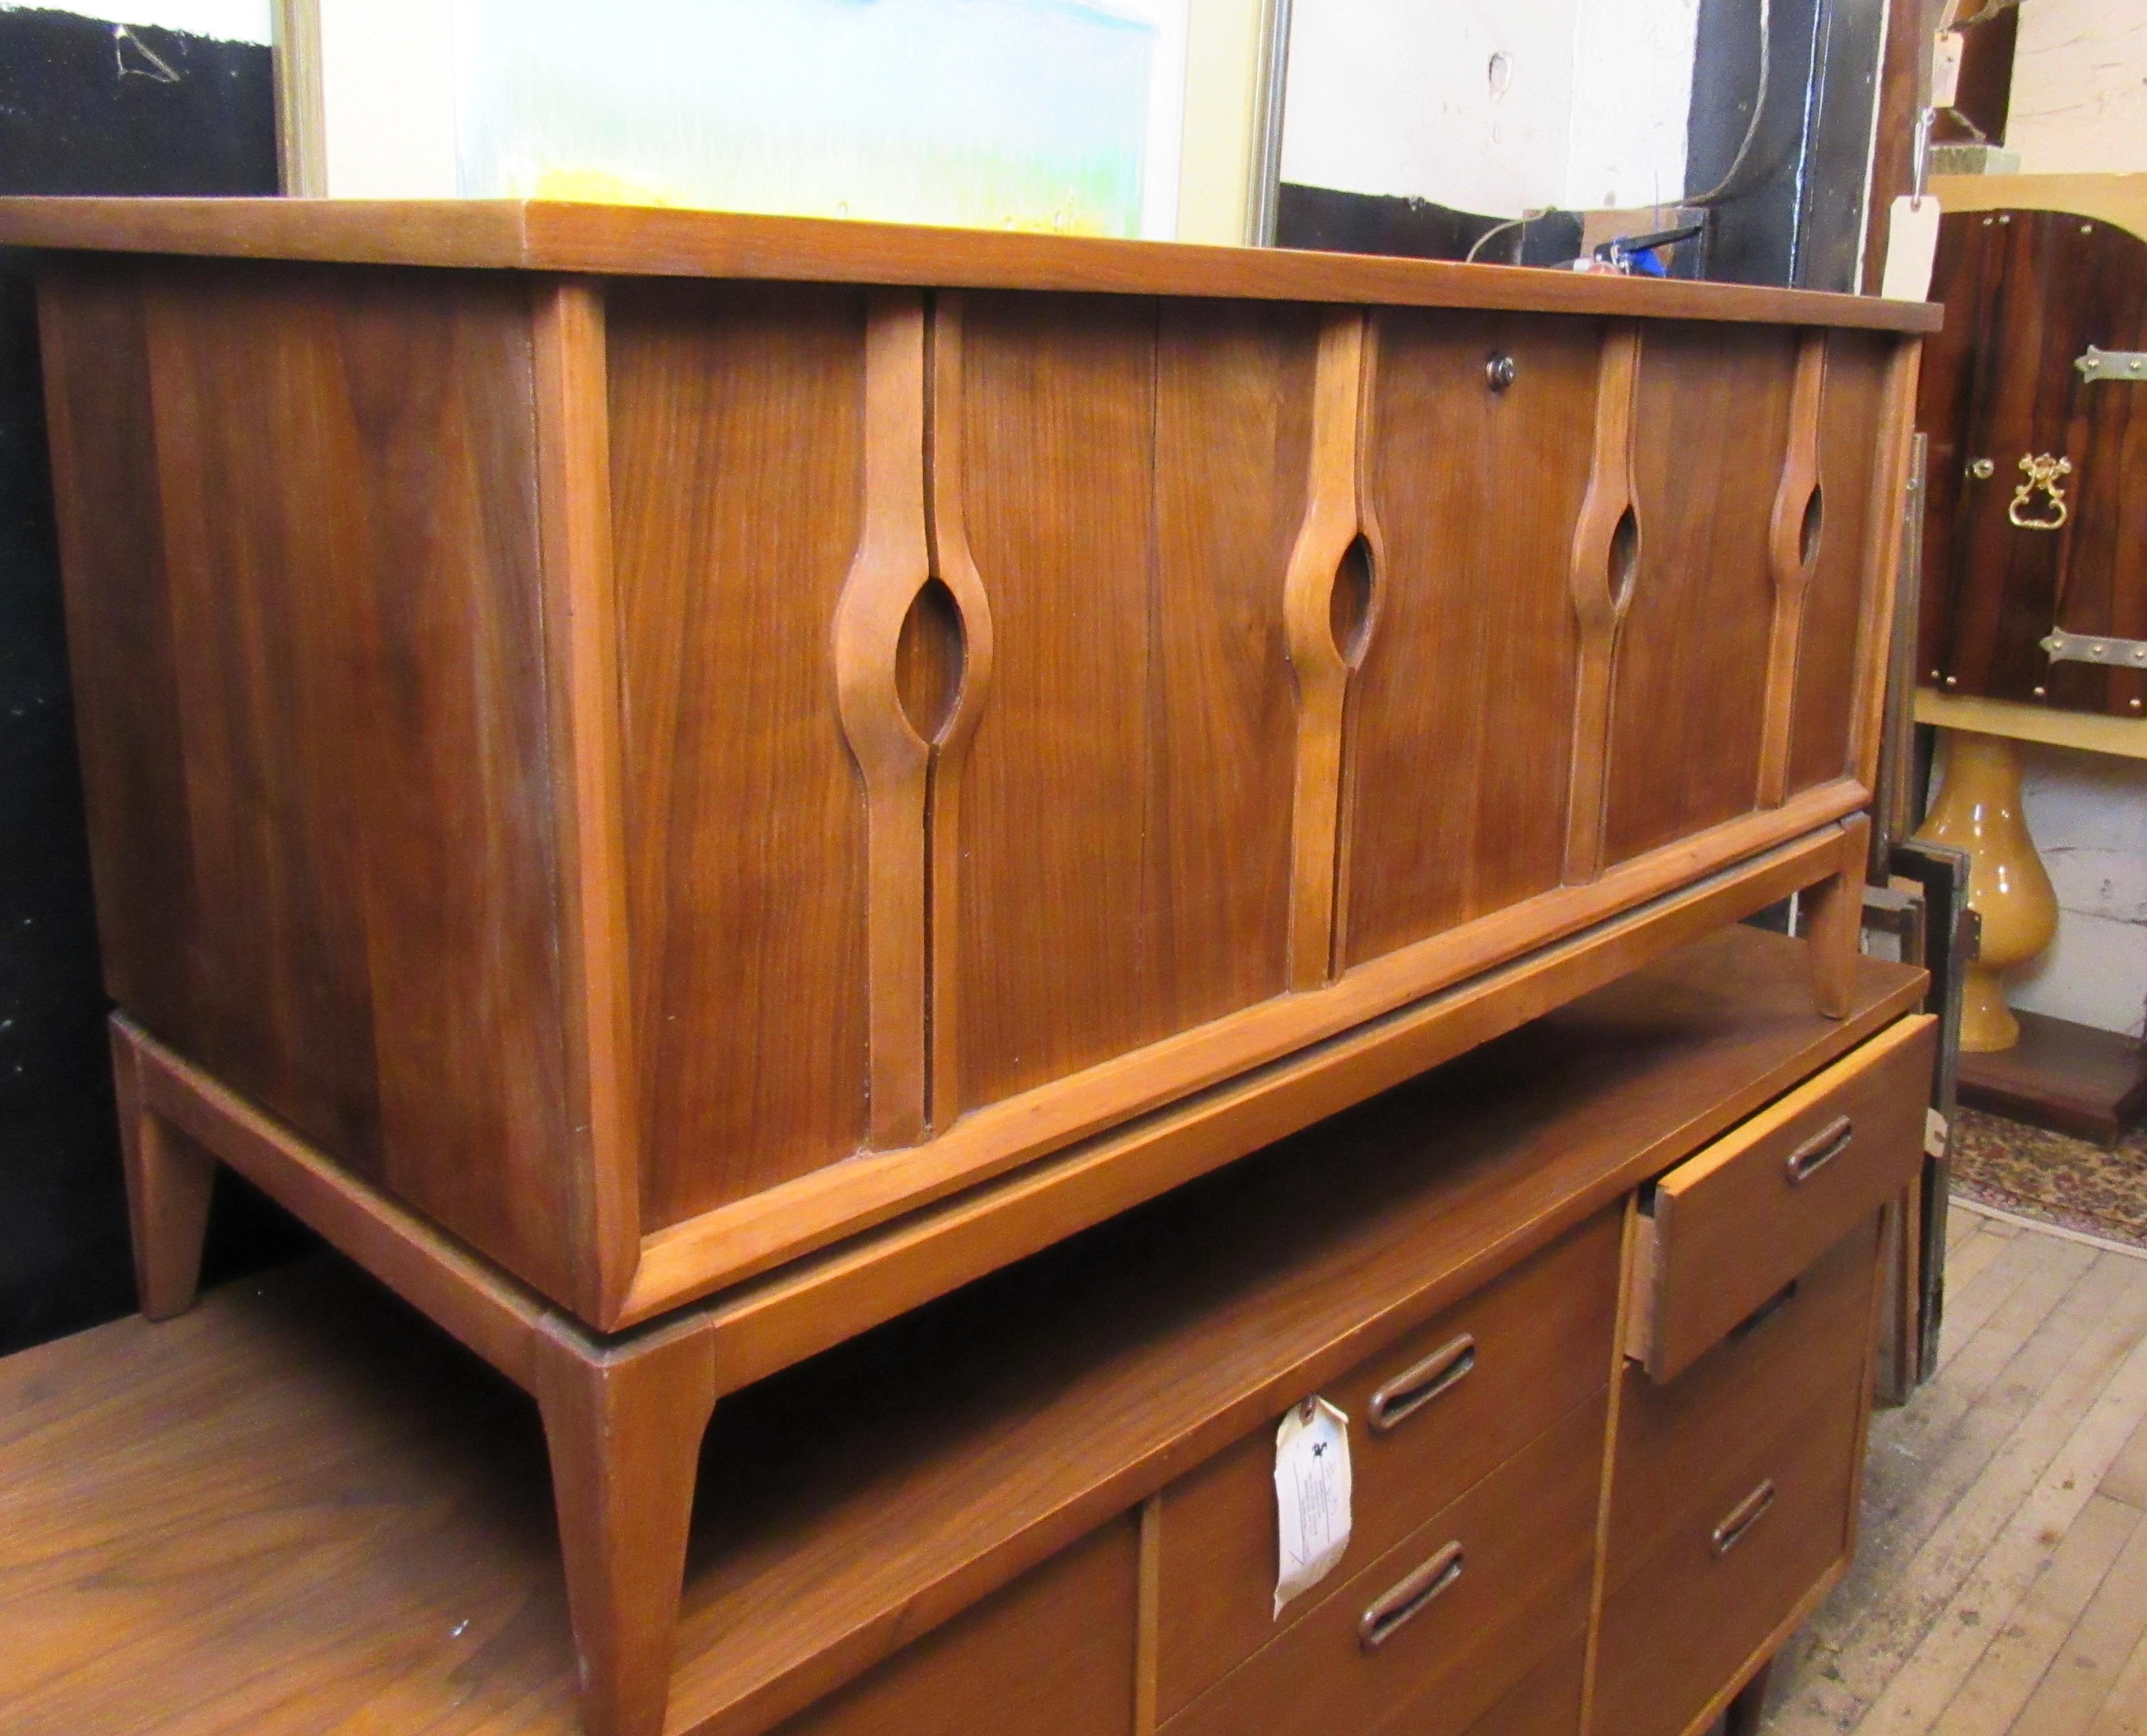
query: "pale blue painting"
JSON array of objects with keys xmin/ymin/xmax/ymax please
[{"xmin": 452, "ymin": 0, "xmax": 1185, "ymax": 237}]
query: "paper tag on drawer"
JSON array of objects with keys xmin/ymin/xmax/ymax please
[
  {"xmin": 1273, "ymin": 1396, "xmax": 1352, "ymax": 1617},
  {"xmin": 1927, "ymin": 1108, "xmax": 1949, "ymax": 1157}
]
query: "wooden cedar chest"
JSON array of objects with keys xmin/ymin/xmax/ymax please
[{"xmin": 0, "ymin": 197, "xmax": 1936, "ymax": 1736}]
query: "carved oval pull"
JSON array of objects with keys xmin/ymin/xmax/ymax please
[
  {"xmin": 2009, "ymin": 453, "xmax": 2072, "ymax": 531},
  {"xmin": 895, "ymin": 576, "xmax": 967, "ymax": 744},
  {"xmin": 1607, "ymin": 502, "xmax": 1639, "ymax": 615},
  {"xmin": 1330, "ymin": 533, "xmax": 1376, "ymax": 667},
  {"xmin": 1799, "ymin": 483, "xmax": 1824, "ymax": 566}
]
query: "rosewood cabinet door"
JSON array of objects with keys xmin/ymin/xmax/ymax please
[{"xmin": 1918, "ymin": 209, "xmax": 2147, "ymax": 715}]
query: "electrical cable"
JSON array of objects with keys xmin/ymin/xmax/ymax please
[
  {"xmin": 1685, "ymin": 0, "xmax": 1773, "ymax": 208},
  {"xmin": 1463, "ymin": 216, "xmax": 1526, "ymax": 264},
  {"xmin": 1462, "ymin": 0, "xmax": 1773, "ymax": 265}
]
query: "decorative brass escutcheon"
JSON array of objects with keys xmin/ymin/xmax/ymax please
[{"xmin": 2008, "ymin": 453, "xmax": 2072, "ymax": 530}]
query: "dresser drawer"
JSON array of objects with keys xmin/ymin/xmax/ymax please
[
  {"xmin": 1628, "ymin": 1014, "xmax": 1932, "ymax": 1380},
  {"xmin": 771, "ymin": 1520, "xmax": 1137, "ymax": 1736},
  {"xmin": 1461, "ymin": 1626, "xmax": 1585, "ymax": 1736},
  {"xmin": 1155, "ymin": 1210, "xmax": 1620, "ymax": 1719},
  {"xmin": 1607, "ymin": 1216, "xmax": 1880, "ymax": 1582},
  {"xmin": 1164, "ymin": 1393, "xmax": 1605, "ymax": 1736},
  {"xmin": 1595, "ymin": 1346, "xmax": 1869, "ymax": 1736},
  {"xmin": 1595, "ymin": 1217, "xmax": 1880, "ymax": 1736}
]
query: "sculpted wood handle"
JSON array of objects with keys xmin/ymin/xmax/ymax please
[
  {"xmin": 833, "ymin": 290, "xmax": 996, "ymax": 1144},
  {"xmin": 1367, "ymin": 1334, "xmax": 1476, "ymax": 1432},
  {"xmin": 1711, "ymin": 1480, "xmax": 1777, "ymax": 1557},
  {"xmin": 1785, "ymin": 1115, "xmax": 1852, "ymax": 1184},
  {"xmin": 1283, "ymin": 308, "xmax": 1380, "ymax": 991},
  {"xmin": 1359, "ymin": 1540, "xmax": 1465, "ymax": 1650}
]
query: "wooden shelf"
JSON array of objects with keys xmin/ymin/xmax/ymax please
[
  {"xmin": 1960, "ymin": 1007, "xmax": 2147, "ymax": 1145},
  {"xmin": 0, "ymin": 928, "xmax": 1924, "ymax": 1736}
]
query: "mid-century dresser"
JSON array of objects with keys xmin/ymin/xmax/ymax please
[{"xmin": 0, "ymin": 198, "xmax": 1938, "ymax": 1735}]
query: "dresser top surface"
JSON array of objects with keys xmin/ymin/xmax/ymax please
[{"xmin": 0, "ymin": 197, "xmax": 1941, "ymax": 331}]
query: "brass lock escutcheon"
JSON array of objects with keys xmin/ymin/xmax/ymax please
[{"xmin": 2008, "ymin": 453, "xmax": 2073, "ymax": 530}]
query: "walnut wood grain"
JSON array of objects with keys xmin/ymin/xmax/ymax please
[
  {"xmin": 1563, "ymin": 322, "xmax": 1642, "ymax": 885},
  {"xmin": 1787, "ymin": 332, "xmax": 1896, "ymax": 798},
  {"xmin": 44, "ymin": 932, "xmax": 1923, "ymax": 1736},
  {"xmin": 0, "ymin": 198, "xmax": 1940, "ymax": 331},
  {"xmin": 920, "ymin": 293, "xmax": 997, "ymax": 1130},
  {"xmin": 534, "ymin": 1324, "xmax": 720, "ymax": 1736},
  {"xmin": 532, "ymin": 279, "xmax": 644, "ymax": 1324},
  {"xmin": 832, "ymin": 292, "xmax": 935, "ymax": 1149},
  {"xmin": 42, "ymin": 257, "xmax": 583, "ymax": 1303},
  {"xmin": 1757, "ymin": 331, "xmax": 1829, "ymax": 809},
  {"xmin": 606, "ymin": 281, "xmax": 872, "ymax": 1224},
  {"xmin": 1342, "ymin": 310, "xmax": 1591, "ymax": 966},
  {"xmin": 1845, "ymin": 341, "xmax": 1923, "ymax": 792},
  {"xmin": 111, "ymin": 1021, "xmax": 215, "ymax": 1321},
  {"xmin": 626, "ymin": 800, "xmax": 1871, "ymax": 1318},
  {"xmin": 1284, "ymin": 308, "xmax": 1375, "ymax": 988}
]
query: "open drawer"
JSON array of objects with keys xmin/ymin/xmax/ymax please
[{"xmin": 1626, "ymin": 1014, "xmax": 1934, "ymax": 1382}]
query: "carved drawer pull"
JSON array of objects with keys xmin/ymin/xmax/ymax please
[
  {"xmin": 1711, "ymin": 1480, "xmax": 1777, "ymax": 1558},
  {"xmin": 1785, "ymin": 1115, "xmax": 1852, "ymax": 1185},
  {"xmin": 1368, "ymin": 1334, "xmax": 1476, "ymax": 1433},
  {"xmin": 1359, "ymin": 1541, "xmax": 1465, "ymax": 1650},
  {"xmin": 2008, "ymin": 453, "xmax": 2072, "ymax": 530}
]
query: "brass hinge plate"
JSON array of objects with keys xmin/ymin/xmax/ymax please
[
  {"xmin": 2076, "ymin": 345, "xmax": 2147, "ymax": 382},
  {"xmin": 2040, "ymin": 628, "xmax": 2147, "ymax": 667}
]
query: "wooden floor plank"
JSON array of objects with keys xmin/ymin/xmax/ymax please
[
  {"xmin": 2006, "ymin": 1502, "xmax": 2147, "ymax": 1736},
  {"xmin": 1767, "ymin": 1240, "xmax": 2144, "ymax": 1734},
  {"xmin": 1926, "ymin": 1495, "xmax": 2138, "ymax": 1736},
  {"xmin": 2099, "ymin": 1409, "xmax": 2147, "ymax": 1510},
  {"xmin": 2084, "ymin": 1625, "xmax": 2147, "ymax": 1736},
  {"xmin": 1768, "ymin": 1223, "xmax": 2147, "ymax": 1736},
  {"xmin": 1840, "ymin": 1268, "xmax": 2147, "ymax": 1726},
  {"xmin": 1935, "ymin": 1222, "xmax": 2038, "ymax": 1349},
  {"xmin": 1790, "ymin": 1238, "xmax": 2104, "ymax": 1651}
]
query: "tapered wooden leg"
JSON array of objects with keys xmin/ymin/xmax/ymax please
[
  {"xmin": 1802, "ymin": 816, "xmax": 1870, "ymax": 1020},
  {"xmin": 534, "ymin": 1321, "xmax": 720, "ymax": 1736},
  {"xmin": 111, "ymin": 1021, "xmax": 217, "ymax": 1321},
  {"xmin": 1723, "ymin": 1656, "xmax": 1773, "ymax": 1736}
]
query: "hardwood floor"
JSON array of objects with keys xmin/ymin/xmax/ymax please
[{"xmin": 1764, "ymin": 1199, "xmax": 2147, "ymax": 1734}]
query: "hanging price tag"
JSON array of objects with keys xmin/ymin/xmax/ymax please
[
  {"xmin": 1882, "ymin": 197, "xmax": 1942, "ymax": 302},
  {"xmin": 1273, "ymin": 1396, "xmax": 1352, "ymax": 1617}
]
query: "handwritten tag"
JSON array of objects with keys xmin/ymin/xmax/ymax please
[
  {"xmin": 1932, "ymin": 31, "xmax": 1964, "ymax": 109},
  {"xmin": 1926, "ymin": 1107, "xmax": 1949, "ymax": 1157},
  {"xmin": 1882, "ymin": 196, "xmax": 1941, "ymax": 302},
  {"xmin": 1273, "ymin": 1396, "xmax": 1352, "ymax": 1617}
]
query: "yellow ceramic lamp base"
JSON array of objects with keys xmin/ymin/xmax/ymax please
[{"xmin": 1913, "ymin": 730, "xmax": 2058, "ymax": 1052}]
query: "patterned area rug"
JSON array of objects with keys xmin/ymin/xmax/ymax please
[{"xmin": 1949, "ymin": 1107, "xmax": 2147, "ymax": 1251}]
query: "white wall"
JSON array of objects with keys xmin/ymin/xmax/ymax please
[
  {"xmin": 1279, "ymin": 0, "xmax": 1695, "ymax": 218},
  {"xmin": 2010, "ymin": 0, "xmax": 2147, "ymax": 175},
  {"xmin": 2008, "ymin": 746, "xmax": 2147, "ymax": 1040},
  {"xmin": 0, "ymin": 1, "xmax": 269, "ymax": 39}
]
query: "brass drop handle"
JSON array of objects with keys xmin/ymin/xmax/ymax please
[
  {"xmin": 1785, "ymin": 1116, "xmax": 1852, "ymax": 1186},
  {"xmin": 1359, "ymin": 1541, "xmax": 1465, "ymax": 1650},
  {"xmin": 1368, "ymin": 1334, "xmax": 1476, "ymax": 1432},
  {"xmin": 1712, "ymin": 1480, "xmax": 1776, "ymax": 1558},
  {"xmin": 1968, "ymin": 456, "xmax": 1995, "ymax": 480},
  {"xmin": 2009, "ymin": 453, "xmax": 2073, "ymax": 529}
]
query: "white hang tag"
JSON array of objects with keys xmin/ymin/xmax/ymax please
[
  {"xmin": 1926, "ymin": 1107, "xmax": 1949, "ymax": 1157},
  {"xmin": 1932, "ymin": 31, "xmax": 1964, "ymax": 108},
  {"xmin": 1273, "ymin": 1396, "xmax": 1352, "ymax": 1618},
  {"xmin": 1882, "ymin": 197, "xmax": 1941, "ymax": 302}
]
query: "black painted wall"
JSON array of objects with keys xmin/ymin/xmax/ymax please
[
  {"xmin": 1686, "ymin": 0, "xmax": 1886, "ymax": 293},
  {"xmin": 0, "ymin": 7, "xmax": 306, "ymax": 1357}
]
